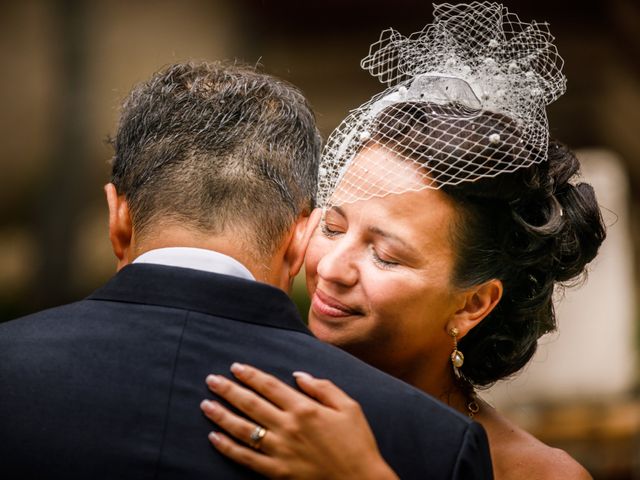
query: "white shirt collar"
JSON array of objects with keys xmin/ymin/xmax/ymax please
[{"xmin": 133, "ymin": 247, "xmax": 255, "ymax": 281}]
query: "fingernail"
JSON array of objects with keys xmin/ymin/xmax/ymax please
[
  {"xmin": 200, "ymin": 400, "xmax": 217, "ymax": 413},
  {"xmin": 206, "ymin": 374, "xmax": 223, "ymax": 389},
  {"xmin": 209, "ymin": 431, "xmax": 221, "ymax": 444},
  {"xmin": 293, "ymin": 371, "xmax": 314, "ymax": 380},
  {"xmin": 230, "ymin": 362, "xmax": 246, "ymax": 374}
]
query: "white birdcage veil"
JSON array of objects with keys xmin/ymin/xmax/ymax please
[{"xmin": 318, "ymin": 2, "xmax": 566, "ymax": 206}]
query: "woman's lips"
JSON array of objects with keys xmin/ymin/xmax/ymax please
[{"xmin": 311, "ymin": 289, "xmax": 362, "ymax": 318}]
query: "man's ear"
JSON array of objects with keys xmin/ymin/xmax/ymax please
[
  {"xmin": 449, "ymin": 279, "xmax": 503, "ymax": 338},
  {"xmin": 104, "ymin": 183, "xmax": 133, "ymax": 271},
  {"xmin": 284, "ymin": 207, "xmax": 323, "ymax": 280}
]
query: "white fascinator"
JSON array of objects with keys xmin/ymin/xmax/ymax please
[{"xmin": 319, "ymin": 2, "xmax": 567, "ymax": 206}]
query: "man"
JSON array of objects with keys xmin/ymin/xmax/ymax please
[{"xmin": 0, "ymin": 62, "xmax": 492, "ymax": 479}]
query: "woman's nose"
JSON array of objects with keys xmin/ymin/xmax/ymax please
[{"xmin": 316, "ymin": 238, "xmax": 358, "ymax": 287}]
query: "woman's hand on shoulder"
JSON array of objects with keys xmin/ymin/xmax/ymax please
[{"xmin": 200, "ymin": 363, "xmax": 398, "ymax": 480}]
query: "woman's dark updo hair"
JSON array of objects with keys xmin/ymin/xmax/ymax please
[{"xmin": 370, "ymin": 102, "xmax": 607, "ymax": 387}]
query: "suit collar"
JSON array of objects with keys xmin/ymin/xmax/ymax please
[
  {"xmin": 133, "ymin": 247, "xmax": 255, "ymax": 281},
  {"xmin": 88, "ymin": 263, "xmax": 312, "ymax": 336}
]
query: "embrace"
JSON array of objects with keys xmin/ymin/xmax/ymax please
[{"xmin": 0, "ymin": 3, "xmax": 604, "ymax": 479}]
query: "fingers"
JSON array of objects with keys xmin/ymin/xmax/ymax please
[
  {"xmin": 205, "ymin": 374, "xmax": 283, "ymax": 427},
  {"xmin": 200, "ymin": 399, "xmax": 269, "ymax": 450},
  {"xmin": 293, "ymin": 371, "xmax": 357, "ymax": 411},
  {"xmin": 208, "ymin": 431, "xmax": 286, "ymax": 478},
  {"xmin": 229, "ymin": 363, "xmax": 313, "ymax": 410}
]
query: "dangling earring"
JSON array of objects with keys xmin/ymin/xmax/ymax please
[
  {"xmin": 449, "ymin": 327, "xmax": 464, "ymax": 374},
  {"xmin": 448, "ymin": 327, "xmax": 480, "ymax": 418}
]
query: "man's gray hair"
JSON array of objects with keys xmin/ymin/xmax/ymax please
[{"xmin": 110, "ymin": 62, "xmax": 322, "ymax": 258}]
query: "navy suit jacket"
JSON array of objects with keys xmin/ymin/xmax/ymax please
[{"xmin": 0, "ymin": 264, "xmax": 493, "ymax": 479}]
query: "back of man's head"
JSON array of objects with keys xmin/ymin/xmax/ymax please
[{"xmin": 110, "ymin": 62, "xmax": 321, "ymax": 259}]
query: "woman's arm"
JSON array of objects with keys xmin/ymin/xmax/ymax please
[{"xmin": 200, "ymin": 363, "xmax": 399, "ymax": 480}]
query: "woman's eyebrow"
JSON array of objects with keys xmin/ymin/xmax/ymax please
[
  {"xmin": 367, "ymin": 226, "xmax": 420, "ymax": 258},
  {"xmin": 328, "ymin": 205, "xmax": 347, "ymax": 218}
]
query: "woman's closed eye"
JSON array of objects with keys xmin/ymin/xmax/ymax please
[
  {"xmin": 320, "ymin": 220, "xmax": 344, "ymax": 238},
  {"xmin": 370, "ymin": 245, "xmax": 399, "ymax": 269}
]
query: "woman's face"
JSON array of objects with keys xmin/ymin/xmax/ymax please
[{"xmin": 305, "ymin": 147, "xmax": 466, "ymax": 377}]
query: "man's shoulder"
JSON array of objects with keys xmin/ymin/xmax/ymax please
[
  {"xmin": 285, "ymin": 337, "xmax": 492, "ymax": 478},
  {"xmin": 0, "ymin": 300, "xmax": 89, "ymax": 334},
  {"xmin": 278, "ymin": 329, "xmax": 472, "ymax": 426}
]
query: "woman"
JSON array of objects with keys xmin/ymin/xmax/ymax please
[{"xmin": 201, "ymin": 4, "xmax": 605, "ymax": 478}]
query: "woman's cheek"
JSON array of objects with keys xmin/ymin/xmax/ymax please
[{"xmin": 362, "ymin": 267, "xmax": 413, "ymax": 319}]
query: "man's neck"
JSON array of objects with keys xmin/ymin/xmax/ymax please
[
  {"xmin": 131, "ymin": 227, "xmax": 281, "ymax": 288},
  {"xmin": 134, "ymin": 247, "xmax": 256, "ymax": 280}
]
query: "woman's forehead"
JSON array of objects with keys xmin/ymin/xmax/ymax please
[
  {"xmin": 329, "ymin": 180, "xmax": 457, "ymax": 248},
  {"xmin": 330, "ymin": 144, "xmax": 435, "ymax": 206}
]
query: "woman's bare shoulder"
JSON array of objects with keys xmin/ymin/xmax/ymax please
[
  {"xmin": 477, "ymin": 403, "xmax": 592, "ymax": 479},
  {"xmin": 504, "ymin": 440, "xmax": 592, "ymax": 480}
]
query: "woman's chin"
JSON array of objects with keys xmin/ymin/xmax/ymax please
[
  {"xmin": 308, "ymin": 313, "xmax": 362, "ymax": 349},
  {"xmin": 309, "ymin": 314, "xmax": 343, "ymax": 340}
]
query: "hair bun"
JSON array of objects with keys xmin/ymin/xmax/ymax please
[
  {"xmin": 450, "ymin": 139, "xmax": 606, "ymax": 387},
  {"xmin": 547, "ymin": 142, "xmax": 606, "ymax": 283}
]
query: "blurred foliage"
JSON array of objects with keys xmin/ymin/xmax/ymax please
[{"xmin": 291, "ymin": 272, "xmax": 311, "ymax": 324}]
